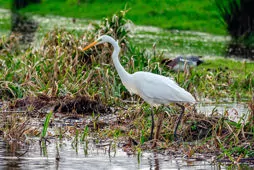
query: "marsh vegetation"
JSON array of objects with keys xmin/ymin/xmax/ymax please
[{"xmin": 0, "ymin": 1, "xmax": 253, "ymax": 169}]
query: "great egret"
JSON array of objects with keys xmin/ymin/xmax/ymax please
[{"xmin": 83, "ymin": 35, "xmax": 196, "ymax": 141}]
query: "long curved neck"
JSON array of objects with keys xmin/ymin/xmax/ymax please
[{"xmin": 110, "ymin": 41, "xmax": 130, "ymax": 83}]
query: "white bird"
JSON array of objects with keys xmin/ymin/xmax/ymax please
[{"xmin": 83, "ymin": 35, "xmax": 196, "ymax": 141}]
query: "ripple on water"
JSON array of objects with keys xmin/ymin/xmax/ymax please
[{"xmin": 0, "ymin": 139, "xmax": 223, "ymax": 170}]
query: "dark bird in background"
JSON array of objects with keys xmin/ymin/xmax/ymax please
[{"xmin": 162, "ymin": 56, "xmax": 204, "ymax": 71}]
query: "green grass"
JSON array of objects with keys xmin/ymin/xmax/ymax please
[
  {"xmin": 131, "ymin": 30, "xmax": 227, "ymax": 57},
  {"xmin": 185, "ymin": 58, "xmax": 254, "ymax": 100},
  {"xmin": 0, "ymin": 0, "xmax": 226, "ymax": 35},
  {"xmin": 0, "ymin": 0, "xmax": 10, "ymax": 8},
  {"xmin": 0, "ymin": 8, "xmax": 11, "ymax": 35},
  {"xmin": 0, "ymin": 11, "xmax": 253, "ymax": 164},
  {"xmin": 0, "ymin": 9, "xmax": 252, "ymax": 101}
]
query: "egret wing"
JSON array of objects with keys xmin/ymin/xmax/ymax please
[{"xmin": 133, "ymin": 72, "xmax": 195, "ymax": 104}]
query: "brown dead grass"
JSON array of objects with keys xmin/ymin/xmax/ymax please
[{"xmin": 8, "ymin": 95, "xmax": 111, "ymax": 116}]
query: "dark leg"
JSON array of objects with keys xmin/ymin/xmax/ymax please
[
  {"xmin": 152, "ymin": 112, "xmax": 164, "ymax": 148},
  {"xmin": 174, "ymin": 103, "xmax": 185, "ymax": 140},
  {"xmin": 149, "ymin": 107, "xmax": 154, "ymax": 140}
]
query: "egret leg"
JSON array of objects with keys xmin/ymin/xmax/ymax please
[
  {"xmin": 174, "ymin": 103, "xmax": 185, "ymax": 140},
  {"xmin": 152, "ymin": 112, "xmax": 164, "ymax": 148},
  {"xmin": 149, "ymin": 107, "xmax": 155, "ymax": 140}
]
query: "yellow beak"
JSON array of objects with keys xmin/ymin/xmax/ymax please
[{"xmin": 83, "ymin": 41, "xmax": 98, "ymax": 51}]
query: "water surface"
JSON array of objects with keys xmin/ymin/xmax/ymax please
[{"xmin": 0, "ymin": 139, "xmax": 223, "ymax": 170}]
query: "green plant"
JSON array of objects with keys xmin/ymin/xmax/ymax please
[
  {"xmin": 93, "ymin": 9, "xmax": 131, "ymax": 46},
  {"xmin": 41, "ymin": 111, "xmax": 53, "ymax": 139},
  {"xmin": 137, "ymin": 147, "xmax": 141, "ymax": 164},
  {"xmin": 140, "ymin": 130, "xmax": 145, "ymax": 145},
  {"xmin": 81, "ymin": 125, "xmax": 89, "ymax": 142},
  {"xmin": 0, "ymin": 112, "xmax": 30, "ymax": 153},
  {"xmin": 72, "ymin": 128, "xmax": 79, "ymax": 153},
  {"xmin": 0, "ymin": 9, "xmax": 253, "ymax": 166}
]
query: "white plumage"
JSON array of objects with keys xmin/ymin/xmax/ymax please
[{"xmin": 129, "ymin": 71, "xmax": 196, "ymax": 106}]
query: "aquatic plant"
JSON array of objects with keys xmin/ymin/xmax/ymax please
[
  {"xmin": 0, "ymin": 10, "xmax": 253, "ymax": 165},
  {"xmin": 72, "ymin": 128, "xmax": 79, "ymax": 153},
  {"xmin": 137, "ymin": 147, "xmax": 141, "ymax": 164},
  {"xmin": 81, "ymin": 125, "xmax": 89, "ymax": 142},
  {"xmin": 0, "ymin": 112, "xmax": 30, "ymax": 153},
  {"xmin": 41, "ymin": 111, "xmax": 53, "ymax": 139}
]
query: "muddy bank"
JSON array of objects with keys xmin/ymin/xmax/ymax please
[{"xmin": 6, "ymin": 95, "xmax": 111, "ymax": 116}]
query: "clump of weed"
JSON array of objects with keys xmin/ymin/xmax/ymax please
[
  {"xmin": 0, "ymin": 33, "xmax": 21, "ymax": 55},
  {"xmin": 182, "ymin": 112, "xmax": 217, "ymax": 141},
  {"xmin": 6, "ymin": 95, "xmax": 111, "ymax": 116},
  {"xmin": 0, "ymin": 29, "xmax": 93, "ymax": 98},
  {"xmin": 93, "ymin": 9, "xmax": 131, "ymax": 46},
  {"xmin": 40, "ymin": 28, "xmax": 87, "ymax": 62},
  {"xmin": 245, "ymin": 97, "xmax": 254, "ymax": 133},
  {"xmin": 9, "ymin": 95, "xmax": 56, "ymax": 116},
  {"xmin": 54, "ymin": 95, "xmax": 111, "ymax": 115},
  {"xmin": 0, "ymin": 112, "xmax": 30, "ymax": 153},
  {"xmin": 173, "ymin": 65, "xmax": 254, "ymax": 100},
  {"xmin": 84, "ymin": 9, "xmax": 132, "ymax": 66}
]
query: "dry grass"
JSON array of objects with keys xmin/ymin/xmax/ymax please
[{"xmin": 0, "ymin": 10, "xmax": 253, "ymax": 163}]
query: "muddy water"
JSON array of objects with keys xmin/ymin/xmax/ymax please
[
  {"xmin": 0, "ymin": 138, "xmax": 223, "ymax": 170},
  {"xmin": 200, "ymin": 102, "xmax": 248, "ymax": 114},
  {"xmin": 0, "ymin": 102, "xmax": 251, "ymax": 169},
  {"xmin": 197, "ymin": 101, "xmax": 249, "ymax": 122}
]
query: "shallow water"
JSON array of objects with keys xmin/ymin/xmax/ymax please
[
  {"xmin": 0, "ymin": 138, "xmax": 223, "ymax": 170},
  {"xmin": 197, "ymin": 101, "xmax": 249, "ymax": 122},
  {"xmin": 0, "ymin": 99, "xmax": 252, "ymax": 170},
  {"xmin": 0, "ymin": 100, "xmax": 252, "ymax": 169},
  {"xmin": 0, "ymin": 8, "xmax": 253, "ymax": 170}
]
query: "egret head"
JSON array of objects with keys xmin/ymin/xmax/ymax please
[{"xmin": 83, "ymin": 35, "xmax": 116, "ymax": 51}]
